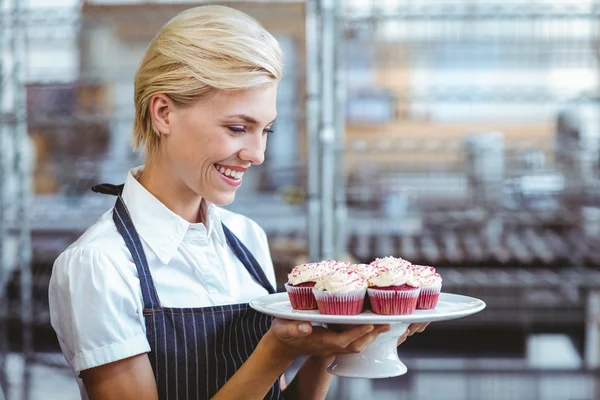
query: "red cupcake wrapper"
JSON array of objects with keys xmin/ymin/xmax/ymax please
[
  {"xmin": 367, "ymin": 287, "xmax": 420, "ymax": 315},
  {"xmin": 312, "ymin": 289, "xmax": 366, "ymax": 315},
  {"xmin": 285, "ymin": 283, "xmax": 317, "ymax": 310},
  {"xmin": 417, "ymin": 285, "xmax": 442, "ymax": 310}
]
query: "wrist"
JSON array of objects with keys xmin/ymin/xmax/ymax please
[{"xmin": 260, "ymin": 329, "xmax": 297, "ymax": 366}]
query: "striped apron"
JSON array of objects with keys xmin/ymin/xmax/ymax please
[{"xmin": 92, "ymin": 183, "xmax": 283, "ymax": 400}]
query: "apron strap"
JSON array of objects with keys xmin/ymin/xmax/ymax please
[
  {"xmin": 91, "ymin": 183, "xmax": 124, "ymax": 196},
  {"xmin": 222, "ymin": 224, "xmax": 277, "ymax": 294},
  {"xmin": 92, "ymin": 183, "xmax": 162, "ymax": 310}
]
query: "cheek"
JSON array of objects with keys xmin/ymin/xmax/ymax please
[
  {"xmin": 173, "ymin": 131, "xmax": 214, "ymax": 165},
  {"xmin": 171, "ymin": 137, "xmax": 197, "ymax": 166},
  {"xmin": 211, "ymin": 135, "xmax": 242, "ymax": 160}
]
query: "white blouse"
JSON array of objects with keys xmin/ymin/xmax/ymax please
[{"xmin": 48, "ymin": 167, "xmax": 277, "ymax": 397}]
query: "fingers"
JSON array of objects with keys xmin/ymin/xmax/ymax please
[
  {"xmin": 271, "ymin": 318, "xmax": 427, "ymax": 357},
  {"xmin": 335, "ymin": 324, "xmax": 375, "ymax": 348},
  {"xmin": 397, "ymin": 322, "xmax": 430, "ymax": 346},
  {"xmin": 272, "ymin": 318, "xmax": 313, "ymax": 341},
  {"xmin": 344, "ymin": 325, "xmax": 391, "ymax": 353},
  {"xmin": 407, "ymin": 322, "xmax": 429, "ymax": 336},
  {"xmin": 397, "ymin": 328, "xmax": 410, "ymax": 346}
]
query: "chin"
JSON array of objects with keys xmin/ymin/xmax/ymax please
[{"xmin": 207, "ymin": 192, "xmax": 237, "ymax": 207}]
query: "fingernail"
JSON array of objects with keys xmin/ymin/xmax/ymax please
[
  {"xmin": 364, "ymin": 325, "xmax": 374, "ymax": 333},
  {"xmin": 299, "ymin": 323, "xmax": 311, "ymax": 333}
]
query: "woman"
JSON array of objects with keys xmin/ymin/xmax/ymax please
[{"xmin": 48, "ymin": 5, "xmax": 426, "ymax": 400}]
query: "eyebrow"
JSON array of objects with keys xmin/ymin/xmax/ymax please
[{"xmin": 224, "ymin": 114, "xmax": 277, "ymax": 126}]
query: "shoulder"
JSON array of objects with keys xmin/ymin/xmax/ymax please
[
  {"xmin": 51, "ymin": 209, "xmax": 133, "ymax": 287},
  {"xmin": 64, "ymin": 209, "xmax": 124, "ymax": 253}
]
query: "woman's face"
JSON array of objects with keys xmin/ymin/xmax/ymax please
[{"xmin": 159, "ymin": 83, "xmax": 278, "ymax": 205}]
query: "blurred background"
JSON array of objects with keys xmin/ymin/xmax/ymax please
[{"xmin": 1, "ymin": 0, "xmax": 600, "ymax": 399}]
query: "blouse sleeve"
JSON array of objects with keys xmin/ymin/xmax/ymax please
[{"xmin": 48, "ymin": 245, "xmax": 150, "ymax": 374}]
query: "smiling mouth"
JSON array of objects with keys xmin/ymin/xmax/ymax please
[{"xmin": 214, "ymin": 164, "xmax": 244, "ymax": 181}]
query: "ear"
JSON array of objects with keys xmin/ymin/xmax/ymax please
[{"xmin": 149, "ymin": 94, "xmax": 174, "ymax": 137}]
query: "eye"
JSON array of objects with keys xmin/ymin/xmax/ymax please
[
  {"xmin": 263, "ymin": 128, "xmax": 274, "ymax": 135},
  {"xmin": 227, "ymin": 126, "xmax": 246, "ymax": 134}
]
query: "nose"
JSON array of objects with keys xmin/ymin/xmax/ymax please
[{"xmin": 238, "ymin": 132, "xmax": 266, "ymax": 165}]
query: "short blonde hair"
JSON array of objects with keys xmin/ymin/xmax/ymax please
[{"xmin": 132, "ymin": 5, "xmax": 283, "ymax": 158}]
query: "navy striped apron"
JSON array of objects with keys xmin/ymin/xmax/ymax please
[{"xmin": 92, "ymin": 183, "xmax": 283, "ymax": 400}]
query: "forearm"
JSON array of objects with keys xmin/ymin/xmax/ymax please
[
  {"xmin": 212, "ymin": 330, "xmax": 294, "ymax": 400},
  {"xmin": 283, "ymin": 355, "xmax": 335, "ymax": 400}
]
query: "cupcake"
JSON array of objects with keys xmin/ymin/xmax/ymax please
[
  {"xmin": 411, "ymin": 265, "xmax": 442, "ymax": 309},
  {"xmin": 350, "ymin": 263, "xmax": 382, "ymax": 310},
  {"xmin": 285, "ymin": 260, "xmax": 349, "ymax": 310},
  {"xmin": 312, "ymin": 269, "xmax": 367, "ymax": 315},
  {"xmin": 367, "ymin": 265, "xmax": 420, "ymax": 315}
]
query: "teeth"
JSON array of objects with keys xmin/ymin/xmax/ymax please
[{"xmin": 215, "ymin": 164, "xmax": 244, "ymax": 180}]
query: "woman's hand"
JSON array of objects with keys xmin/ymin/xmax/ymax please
[
  {"xmin": 264, "ymin": 318, "xmax": 391, "ymax": 362},
  {"xmin": 397, "ymin": 322, "xmax": 429, "ymax": 346}
]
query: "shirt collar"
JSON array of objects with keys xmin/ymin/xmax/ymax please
[
  {"xmin": 206, "ymin": 202, "xmax": 227, "ymax": 246},
  {"xmin": 120, "ymin": 166, "xmax": 225, "ymax": 264}
]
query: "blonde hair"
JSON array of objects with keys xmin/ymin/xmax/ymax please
[{"xmin": 132, "ymin": 5, "xmax": 283, "ymax": 159}]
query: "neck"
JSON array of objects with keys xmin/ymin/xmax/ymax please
[{"xmin": 138, "ymin": 159, "xmax": 206, "ymax": 224}]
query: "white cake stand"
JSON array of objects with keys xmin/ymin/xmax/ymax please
[{"xmin": 250, "ymin": 292, "xmax": 485, "ymax": 379}]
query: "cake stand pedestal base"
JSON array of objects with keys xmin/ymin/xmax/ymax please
[{"xmin": 327, "ymin": 322, "xmax": 409, "ymax": 378}]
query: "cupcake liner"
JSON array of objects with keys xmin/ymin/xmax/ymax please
[
  {"xmin": 417, "ymin": 283, "xmax": 442, "ymax": 310},
  {"xmin": 367, "ymin": 287, "xmax": 420, "ymax": 315},
  {"xmin": 285, "ymin": 283, "xmax": 317, "ymax": 310},
  {"xmin": 312, "ymin": 288, "xmax": 366, "ymax": 315}
]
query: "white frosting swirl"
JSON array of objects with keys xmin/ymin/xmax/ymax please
[
  {"xmin": 287, "ymin": 260, "xmax": 350, "ymax": 285},
  {"xmin": 411, "ymin": 265, "xmax": 436, "ymax": 275},
  {"xmin": 411, "ymin": 265, "xmax": 442, "ymax": 288},
  {"xmin": 314, "ymin": 270, "xmax": 368, "ymax": 292},
  {"xmin": 370, "ymin": 256, "xmax": 412, "ymax": 270},
  {"xmin": 419, "ymin": 273, "xmax": 442, "ymax": 288},
  {"xmin": 368, "ymin": 266, "xmax": 420, "ymax": 288},
  {"xmin": 350, "ymin": 263, "xmax": 381, "ymax": 281}
]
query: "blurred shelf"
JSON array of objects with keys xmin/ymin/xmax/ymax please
[
  {"xmin": 341, "ymin": 4, "xmax": 600, "ymax": 21},
  {"xmin": 0, "ymin": 235, "xmax": 19, "ymax": 299}
]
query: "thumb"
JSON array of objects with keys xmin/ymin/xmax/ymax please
[{"xmin": 273, "ymin": 319, "xmax": 312, "ymax": 340}]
